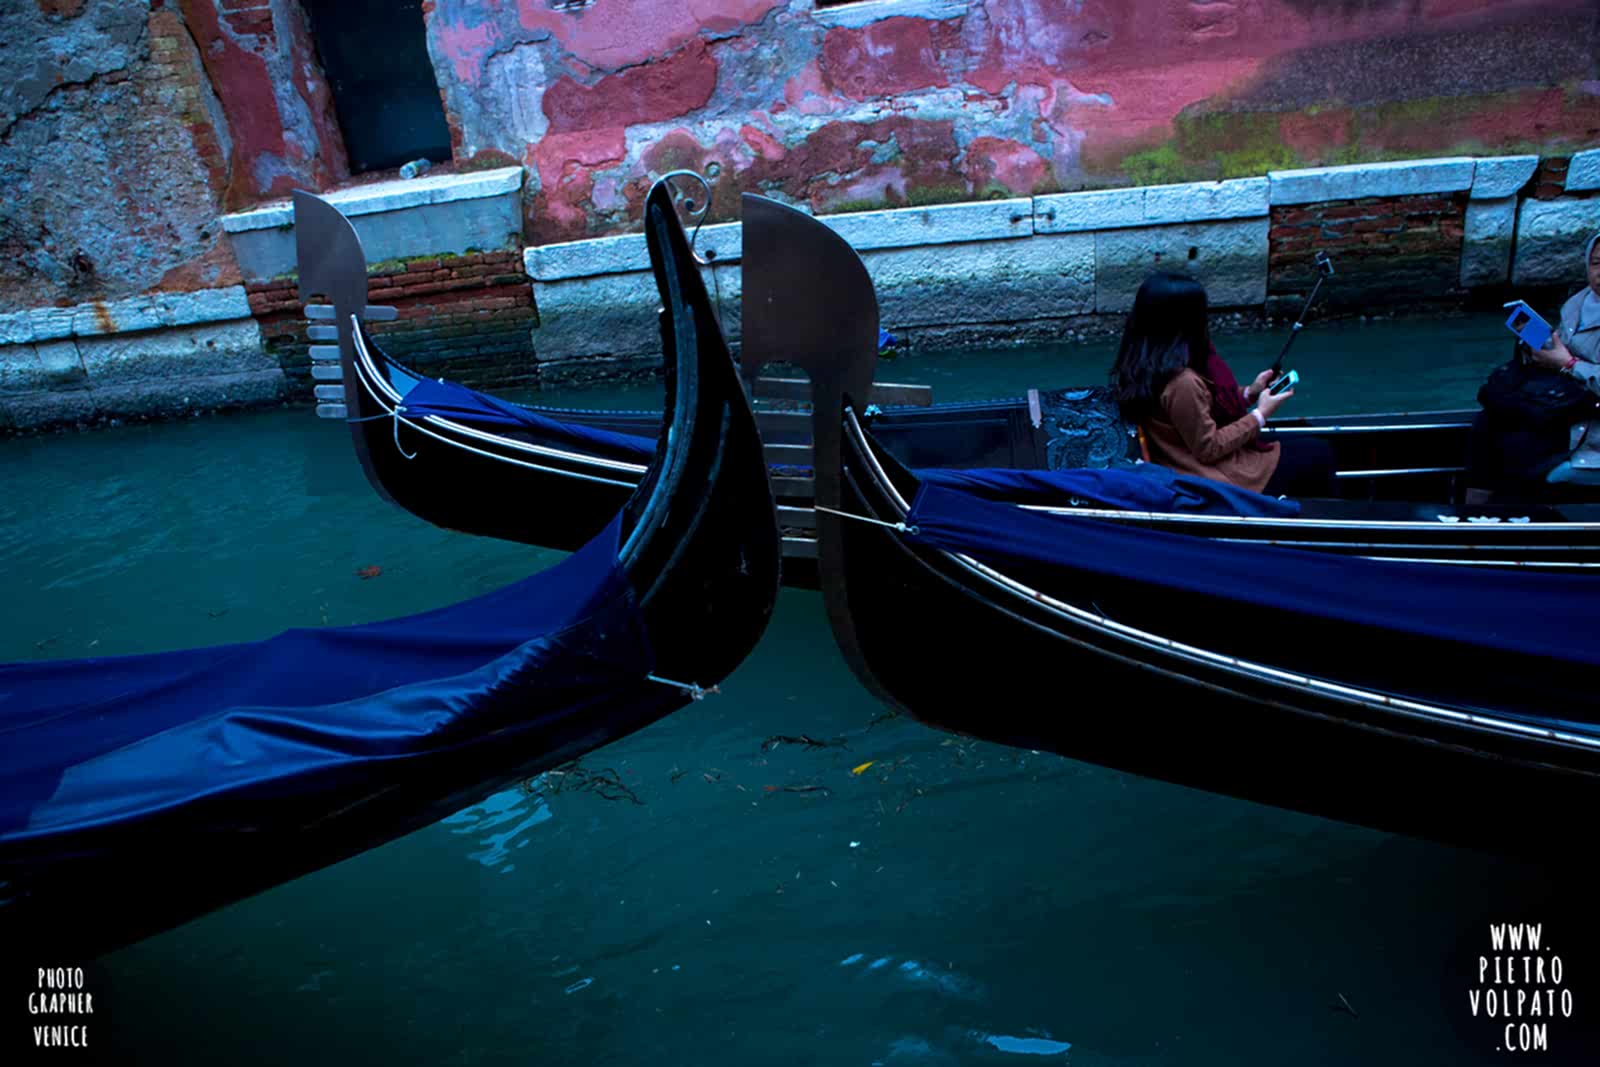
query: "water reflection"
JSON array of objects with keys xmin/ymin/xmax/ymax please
[{"xmin": 440, "ymin": 780, "xmax": 554, "ymax": 873}]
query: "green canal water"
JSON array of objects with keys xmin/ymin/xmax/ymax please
[{"xmin": 4, "ymin": 313, "xmax": 1598, "ymax": 1065}]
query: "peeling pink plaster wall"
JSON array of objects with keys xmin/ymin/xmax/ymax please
[
  {"xmin": 416, "ymin": 0, "xmax": 1596, "ymax": 244},
  {"xmin": 180, "ymin": 0, "xmax": 348, "ymax": 211}
]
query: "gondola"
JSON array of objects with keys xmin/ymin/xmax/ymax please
[
  {"xmin": 740, "ymin": 192, "xmax": 1600, "ymax": 571},
  {"xmin": 312, "ymin": 181, "xmax": 1600, "ymax": 575},
  {"xmin": 766, "ymin": 196, "xmax": 1600, "ymax": 860},
  {"xmin": 0, "ymin": 179, "xmax": 780, "ymax": 960}
]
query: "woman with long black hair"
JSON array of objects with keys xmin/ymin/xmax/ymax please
[{"xmin": 1109, "ymin": 272, "xmax": 1336, "ymax": 498}]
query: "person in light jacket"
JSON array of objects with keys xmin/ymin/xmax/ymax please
[{"xmin": 1524, "ymin": 230, "xmax": 1600, "ymax": 483}]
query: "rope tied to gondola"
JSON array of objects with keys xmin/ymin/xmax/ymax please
[
  {"xmin": 813, "ymin": 505, "xmax": 920, "ymax": 536},
  {"xmin": 347, "ymin": 405, "xmax": 417, "ymax": 459},
  {"xmin": 647, "ymin": 674, "xmax": 720, "ymax": 701}
]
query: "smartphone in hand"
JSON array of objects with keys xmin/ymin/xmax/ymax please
[
  {"xmin": 1269, "ymin": 369, "xmax": 1298, "ymax": 396},
  {"xmin": 1504, "ymin": 300, "xmax": 1553, "ymax": 351}
]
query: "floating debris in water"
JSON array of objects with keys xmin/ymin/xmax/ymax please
[
  {"xmin": 355, "ymin": 565, "xmax": 382, "ymax": 579},
  {"xmin": 761, "ymin": 733, "xmax": 846, "ymax": 753},
  {"xmin": 539, "ymin": 761, "xmax": 643, "ymax": 805},
  {"xmin": 852, "ymin": 761, "xmax": 876, "ymax": 776},
  {"xmin": 563, "ymin": 978, "xmax": 593, "ymax": 995},
  {"xmin": 765, "ymin": 783, "xmax": 831, "ymax": 798}
]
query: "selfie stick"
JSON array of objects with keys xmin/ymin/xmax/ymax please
[{"xmin": 1271, "ymin": 251, "xmax": 1335, "ymax": 374}]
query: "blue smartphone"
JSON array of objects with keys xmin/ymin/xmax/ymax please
[
  {"xmin": 1504, "ymin": 300, "xmax": 1553, "ymax": 351},
  {"xmin": 1269, "ymin": 369, "xmax": 1298, "ymax": 395}
]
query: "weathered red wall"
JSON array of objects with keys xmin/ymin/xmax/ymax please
[
  {"xmin": 0, "ymin": 1, "xmax": 248, "ymax": 308},
  {"xmin": 178, "ymin": 0, "xmax": 348, "ymax": 210},
  {"xmin": 0, "ymin": 0, "xmax": 353, "ymax": 308},
  {"xmin": 424, "ymin": 0, "xmax": 1599, "ymax": 244}
]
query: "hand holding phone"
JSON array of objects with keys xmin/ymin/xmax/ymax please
[
  {"xmin": 1503, "ymin": 300, "xmax": 1553, "ymax": 352},
  {"xmin": 1269, "ymin": 369, "xmax": 1298, "ymax": 396}
]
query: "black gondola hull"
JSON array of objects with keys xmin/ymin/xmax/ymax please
[
  {"xmin": 825, "ymin": 412, "xmax": 1600, "ymax": 862},
  {"xmin": 0, "ymin": 184, "xmax": 780, "ymax": 960}
]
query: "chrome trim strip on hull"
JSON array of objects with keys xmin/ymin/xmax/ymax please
[
  {"xmin": 842, "ymin": 410, "xmax": 1600, "ymax": 755},
  {"xmin": 352, "ymin": 324, "xmax": 650, "ymax": 477}
]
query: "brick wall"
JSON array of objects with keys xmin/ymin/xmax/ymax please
[
  {"xmin": 1528, "ymin": 156, "xmax": 1572, "ymax": 201},
  {"xmin": 247, "ymin": 250, "xmax": 536, "ymax": 398},
  {"xmin": 1268, "ymin": 192, "xmax": 1468, "ymax": 311},
  {"xmin": 147, "ymin": 9, "xmax": 230, "ymax": 211}
]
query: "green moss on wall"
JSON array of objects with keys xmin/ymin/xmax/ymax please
[
  {"xmin": 906, "ymin": 182, "xmax": 980, "ymax": 208},
  {"xmin": 1120, "ymin": 143, "xmax": 1186, "ymax": 186},
  {"xmin": 1097, "ymin": 85, "xmax": 1600, "ymax": 187},
  {"xmin": 1102, "ymin": 110, "xmax": 1303, "ymax": 185}
]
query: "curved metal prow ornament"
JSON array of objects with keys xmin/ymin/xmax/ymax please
[
  {"xmin": 292, "ymin": 190, "xmax": 397, "ymax": 503},
  {"xmin": 740, "ymin": 192, "xmax": 878, "ymax": 506},
  {"xmin": 652, "ymin": 169, "xmax": 717, "ymax": 266},
  {"xmin": 740, "ymin": 191, "xmax": 894, "ymax": 708}
]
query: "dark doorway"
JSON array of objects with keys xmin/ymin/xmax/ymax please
[{"xmin": 301, "ymin": 0, "xmax": 453, "ymax": 174}]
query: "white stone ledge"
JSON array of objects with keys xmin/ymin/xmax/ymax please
[
  {"xmin": 818, "ymin": 198, "xmax": 1032, "ymax": 250},
  {"xmin": 526, "ymin": 222, "xmax": 743, "ymax": 281},
  {"xmin": 1269, "ymin": 158, "xmax": 1475, "ymax": 205},
  {"xmin": 1567, "ymin": 149, "xmax": 1600, "ymax": 193},
  {"xmin": 1034, "ymin": 188, "xmax": 1143, "ymax": 233},
  {"xmin": 527, "ymin": 198, "xmax": 1032, "ymax": 282},
  {"xmin": 0, "ymin": 286, "xmax": 251, "ymax": 347},
  {"xmin": 808, "ymin": 0, "xmax": 969, "ymax": 29},
  {"xmin": 1035, "ymin": 178, "xmax": 1267, "ymax": 234},
  {"xmin": 221, "ymin": 166, "xmax": 526, "ymax": 233},
  {"xmin": 1471, "ymin": 155, "xmax": 1538, "ymax": 199}
]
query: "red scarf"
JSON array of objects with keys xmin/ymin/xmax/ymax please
[{"xmin": 1199, "ymin": 343, "xmax": 1274, "ymax": 452}]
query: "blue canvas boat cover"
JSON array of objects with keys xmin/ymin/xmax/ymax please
[
  {"xmin": 0, "ymin": 516, "xmax": 659, "ymax": 844},
  {"xmin": 396, "ymin": 377, "xmax": 657, "ymax": 463},
  {"xmin": 902, "ymin": 481, "xmax": 1600, "ymax": 728},
  {"xmin": 916, "ymin": 464, "xmax": 1300, "ymax": 518}
]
